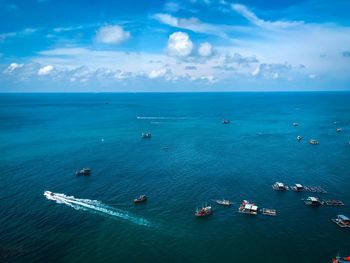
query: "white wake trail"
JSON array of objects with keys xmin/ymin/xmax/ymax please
[{"xmin": 44, "ymin": 191, "xmax": 150, "ymax": 227}]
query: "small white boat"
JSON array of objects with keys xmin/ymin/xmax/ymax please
[
  {"xmin": 309, "ymin": 139, "xmax": 319, "ymax": 145},
  {"xmin": 214, "ymin": 199, "xmax": 233, "ymax": 206}
]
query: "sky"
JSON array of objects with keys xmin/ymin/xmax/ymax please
[{"xmin": 0, "ymin": 0, "xmax": 350, "ymax": 92}]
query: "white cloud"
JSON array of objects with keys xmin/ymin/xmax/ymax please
[
  {"xmin": 198, "ymin": 42, "xmax": 213, "ymax": 57},
  {"xmin": 149, "ymin": 68, "xmax": 170, "ymax": 79},
  {"xmin": 38, "ymin": 65, "xmax": 54, "ymax": 75},
  {"xmin": 231, "ymin": 4, "xmax": 303, "ymax": 29},
  {"xmin": 3, "ymin": 63, "xmax": 24, "ymax": 74},
  {"xmin": 96, "ymin": 25, "xmax": 130, "ymax": 44},
  {"xmin": 153, "ymin": 13, "xmax": 230, "ymax": 38},
  {"xmin": 167, "ymin": 32, "xmax": 193, "ymax": 57}
]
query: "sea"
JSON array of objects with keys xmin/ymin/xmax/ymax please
[{"xmin": 0, "ymin": 92, "xmax": 349, "ymax": 263}]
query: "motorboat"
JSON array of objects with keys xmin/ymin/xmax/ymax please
[
  {"xmin": 141, "ymin": 132, "xmax": 152, "ymax": 139},
  {"xmin": 134, "ymin": 195, "xmax": 147, "ymax": 203}
]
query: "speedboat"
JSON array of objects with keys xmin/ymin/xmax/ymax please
[
  {"xmin": 44, "ymin": 191, "xmax": 54, "ymax": 197},
  {"xmin": 332, "ymin": 256, "xmax": 350, "ymax": 263},
  {"xmin": 195, "ymin": 205, "xmax": 212, "ymax": 217},
  {"xmin": 134, "ymin": 195, "xmax": 147, "ymax": 203},
  {"xmin": 76, "ymin": 168, "xmax": 91, "ymax": 176},
  {"xmin": 297, "ymin": 135, "xmax": 303, "ymax": 141},
  {"xmin": 336, "ymin": 128, "xmax": 342, "ymax": 132},
  {"xmin": 293, "ymin": 122, "xmax": 299, "ymax": 126},
  {"xmin": 222, "ymin": 119, "xmax": 230, "ymax": 124}
]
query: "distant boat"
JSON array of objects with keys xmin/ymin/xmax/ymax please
[
  {"xmin": 332, "ymin": 256, "xmax": 350, "ymax": 263},
  {"xmin": 195, "ymin": 205, "xmax": 212, "ymax": 217},
  {"xmin": 222, "ymin": 119, "xmax": 230, "ymax": 124},
  {"xmin": 76, "ymin": 168, "xmax": 91, "ymax": 176},
  {"xmin": 214, "ymin": 199, "xmax": 232, "ymax": 206},
  {"xmin": 293, "ymin": 122, "xmax": 299, "ymax": 126},
  {"xmin": 336, "ymin": 128, "xmax": 342, "ymax": 132},
  {"xmin": 297, "ymin": 135, "xmax": 303, "ymax": 141},
  {"xmin": 134, "ymin": 195, "xmax": 147, "ymax": 203},
  {"xmin": 141, "ymin": 132, "xmax": 152, "ymax": 139},
  {"xmin": 309, "ymin": 139, "xmax": 319, "ymax": 145}
]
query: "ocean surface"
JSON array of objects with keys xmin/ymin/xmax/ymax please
[{"xmin": 1, "ymin": 92, "xmax": 350, "ymax": 263}]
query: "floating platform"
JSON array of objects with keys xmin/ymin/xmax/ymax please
[
  {"xmin": 324, "ymin": 200, "xmax": 344, "ymax": 206},
  {"xmin": 289, "ymin": 185, "xmax": 327, "ymax": 194}
]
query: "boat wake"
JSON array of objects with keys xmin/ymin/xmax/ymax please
[
  {"xmin": 44, "ymin": 191, "xmax": 150, "ymax": 227},
  {"xmin": 137, "ymin": 116, "xmax": 195, "ymax": 120}
]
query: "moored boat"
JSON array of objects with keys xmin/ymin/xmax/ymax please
[
  {"xmin": 261, "ymin": 208, "xmax": 277, "ymax": 216},
  {"xmin": 336, "ymin": 128, "xmax": 342, "ymax": 132},
  {"xmin": 134, "ymin": 195, "xmax": 147, "ymax": 203},
  {"xmin": 238, "ymin": 200, "xmax": 258, "ymax": 215},
  {"xmin": 222, "ymin": 119, "xmax": 230, "ymax": 124},
  {"xmin": 332, "ymin": 256, "xmax": 350, "ymax": 263},
  {"xmin": 293, "ymin": 122, "xmax": 299, "ymax": 126},
  {"xmin": 195, "ymin": 205, "xmax": 213, "ymax": 217},
  {"xmin": 304, "ymin": 196, "xmax": 323, "ymax": 206},
  {"xmin": 272, "ymin": 182, "xmax": 288, "ymax": 191},
  {"xmin": 297, "ymin": 135, "xmax": 303, "ymax": 141},
  {"xmin": 214, "ymin": 199, "xmax": 232, "ymax": 206},
  {"xmin": 331, "ymin": 215, "xmax": 350, "ymax": 228}
]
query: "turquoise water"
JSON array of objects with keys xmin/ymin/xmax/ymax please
[{"xmin": 1, "ymin": 92, "xmax": 350, "ymax": 263}]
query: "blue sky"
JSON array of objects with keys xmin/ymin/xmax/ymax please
[{"xmin": 1, "ymin": 0, "xmax": 350, "ymax": 92}]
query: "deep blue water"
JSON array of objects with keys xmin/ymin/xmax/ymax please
[{"xmin": 0, "ymin": 92, "xmax": 350, "ymax": 263}]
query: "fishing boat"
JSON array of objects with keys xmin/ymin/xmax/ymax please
[
  {"xmin": 141, "ymin": 132, "xmax": 152, "ymax": 139},
  {"xmin": 296, "ymin": 135, "xmax": 303, "ymax": 141},
  {"xmin": 261, "ymin": 208, "xmax": 277, "ymax": 216},
  {"xmin": 214, "ymin": 199, "xmax": 232, "ymax": 206},
  {"xmin": 75, "ymin": 168, "xmax": 91, "ymax": 176},
  {"xmin": 309, "ymin": 139, "xmax": 319, "ymax": 145},
  {"xmin": 291, "ymin": 183, "xmax": 304, "ymax": 191},
  {"xmin": 304, "ymin": 196, "xmax": 323, "ymax": 206},
  {"xmin": 293, "ymin": 122, "xmax": 299, "ymax": 126},
  {"xmin": 331, "ymin": 215, "xmax": 350, "ymax": 228},
  {"xmin": 195, "ymin": 205, "xmax": 212, "ymax": 217},
  {"xmin": 332, "ymin": 256, "xmax": 350, "ymax": 263},
  {"xmin": 336, "ymin": 128, "xmax": 342, "ymax": 132},
  {"xmin": 222, "ymin": 119, "xmax": 230, "ymax": 124},
  {"xmin": 134, "ymin": 195, "xmax": 147, "ymax": 203},
  {"xmin": 238, "ymin": 200, "xmax": 258, "ymax": 215},
  {"xmin": 272, "ymin": 182, "xmax": 288, "ymax": 191}
]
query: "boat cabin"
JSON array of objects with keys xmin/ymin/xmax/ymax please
[
  {"xmin": 239, "ymin": 201, "xmax": 258, "ymax": 215},
  {"xmin": 295, "ymin": 184, "xmax": 303, "ymax": 191},
  {"xmin": 304, "ymin": 196, "xmax": 322, "ymax": 206},
  {"xmin": 273, "ymin": 182, "xmax": 287, "ymax": 190}
]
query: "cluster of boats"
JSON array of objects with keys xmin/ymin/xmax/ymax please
[
  {"xmin": 272, "ymin": 182, "xmax": 348, "ymax": 229},
  {"xmin": 293, "ymin": 121, "xmax": 348, "ymax": 145},
  {"xmin": 195, "ymin": 199, "xmax": 276, "ymax": 217},
  {"xmin": 272, "ymin": 182, "xmax": 327, "ymax": 193}
]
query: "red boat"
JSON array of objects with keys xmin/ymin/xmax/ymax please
[
  {"xmin": 333, "ymin": 256, "xmax": 350, "ymax": 263},
  {"xmin": 195, "ymin": 205, "xmax": 212, "ymax": 217},
  {"xmin": 134, "ymin": 195, "xmax": 147, "ymax": 203}
]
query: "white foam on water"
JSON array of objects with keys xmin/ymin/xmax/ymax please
[
  {"xmin": 44, "ymin": 191, "xmax": 150, "ymax": 227},
  {"xmin": 136, "ymin": 116, "xmax": 195, "ymax": 120}
]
